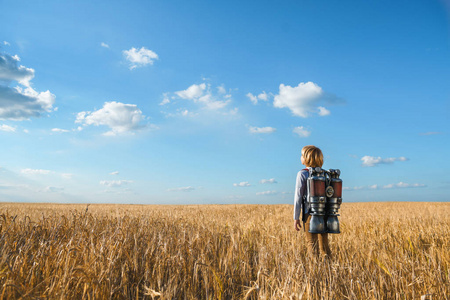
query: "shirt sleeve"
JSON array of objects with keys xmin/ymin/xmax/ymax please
[{"xmin": 293, "ymin": 171, "xmax": 307, "ymax": 220}]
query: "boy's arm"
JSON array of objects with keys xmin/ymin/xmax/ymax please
[
  {"xmin": 293, "ymin": 172, "xmax": 303, "ymax": 230},
  {"xmin": 294, "ymin": 171, "xmax": 308, "ymax": 231},
  {"xmin": 294, "ymin": 219, "xmax": 302, "ymax": 231}
]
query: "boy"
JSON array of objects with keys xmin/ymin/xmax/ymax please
[{"xmin": 293, "ymin": 145, "xmax": 332, "ymax": 257}]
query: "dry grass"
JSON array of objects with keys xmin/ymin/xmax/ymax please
[{"xmin": 0, "ymin": 202, "xmax": 448, "ymax": 299}]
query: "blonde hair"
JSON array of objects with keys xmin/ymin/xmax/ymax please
[{"xmin": 302, "ymin": 145, "xmax": 324, "ymax": 167}]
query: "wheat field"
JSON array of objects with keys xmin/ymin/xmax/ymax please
[{"xmin": 0, "ymin": 202, "xmax": 448, "ymax": 299}]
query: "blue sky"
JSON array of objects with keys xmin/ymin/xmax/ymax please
[{"xmin": 0, "ymin": 0, "xmax": 449, "ymax": 204}]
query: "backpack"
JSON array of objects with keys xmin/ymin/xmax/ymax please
[{"xmin": 305, "ymin": 167, "xmax": 342, "ymax": 234}]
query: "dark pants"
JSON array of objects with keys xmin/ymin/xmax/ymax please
[{"xmin": 303, "ymin": 214, "xmax": 332, "ymax": 257}]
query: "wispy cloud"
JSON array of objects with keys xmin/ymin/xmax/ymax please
[
  {"xmin": 0, "ymin": 124, "xmax": 16, "ymax": 132},
  {"xmin": 260, "ymin": 178, "xmax": 277, "ymax": 184},
  {"xmin": 51, "ymin": 128, "xmax": 70, "ymax": 133},
  {"xmin": 317, "ymin": 106, "xmax": 330, "ymax": 116},
  {"xmin": 20, "ymin": 168, "xmax": 73, "ymax": 179},
  {"xmin": 110, "ymin": 171, "xmax": 119, "ymax": 175},
  {"xmin": 256, "ymin": 190, "xmax": 277, "ymax": 195},
  {"xmin": 174, "ymin": 82, "xmax": 232, "ymax": 110},
  {"xmin": 361, "ymin": 156, "xmax": 409, "ymax": 167},
  {"xmin": 344, "ymin": 182, "xmax": 426, "ymax": 191},
  {"xmin": 159, "ymin": 93, "xmax": 170, "ymax": 105},
  {"xmin": 246, "ymin": 91, "xmax": 270, "ymax": 105},
  {"xmin": 217, "ymin": 85, "xmax": 227, "ymax": 94},
  {"xmin": 123, "ymin": 47, "xmax": 158, "ymax": 70},
  {"xmin": 176, "ymin": 83, "xmax": 206, "ymax": 99},
  {"xmin": 293, "ymin": 126, "xmax": 311, "ymax": 137},
  {"xmin": 383, "ymin": 182, "xmax": 426, "ymax": 189},
  {"xmin": 249, "ymin": 126, "xmax": 276, "ymax": 134},
  {"xmin": 21, "ymin": 168, "xmax": 51, "ymax": 175},
  {"xmin": 100, "ymin": 180, "xmax": 133, "ymax": 187},
  {"xmin": 43, "ymin": 186, "xmax": 64, "ymax": 193},
  {"xmin": 101, "ymin": 42, "xmax": 110, "ymax": 48},
  {"xmin": 233, "ymin": 182, "xmax": 251, "ymax": 187},
  {"xmin": 0, "ymin": 183, "xmax": 29, "ymax": 190},
  {"xmin": 61, "ymin": 173, "xmax": 73, "ymax": 179},
  {"xmin": 167, "ymin": 186, "xmax": 195, "ymax": 192}
]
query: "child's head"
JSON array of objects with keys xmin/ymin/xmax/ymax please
[{"xmin": 301, "ymin": 145, "xmax": 323, "ymax": 168}]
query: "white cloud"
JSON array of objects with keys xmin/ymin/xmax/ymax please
[
  {"xmin": 0, "ymin": 183, "xmax": 29, "ymax": 190},
  {"xmin": 180, "ymin": 109, "xmax": 199, "ymax": 117},
  {"xmin": 226, "ymin": 107, "xmax": 239, "ymax": 116},
  {"xmin": 0, "ymin": 52, "xmax": 56, "ymax": 120},
  {"xmin": 199, "ymin": 94, "xmax": 230, "ymax": 110},
  {"xmin": 249, "ymin": 126, "xmax": 276, "ymax": 134},
  {"xmin": 260, "ymin": 178, "xmax": 277, "ymax": 184},
  {"xmin": 100, "ymin": 180, "xmax": 133, "ymax": 187},
  {"xmin": 383, "ymin": 182, "xmax": 426, "ymax": 189},
  {"xmin": 162, "ymin": 108, "xmax": 199, "ymax": 118},
  {"xmin": 15, "ymin": 86, "xmax": 55, "ymax": 111},
  {"xmin": 176, "ymin": 83, "xmax": 206, "ymax": 99},
  {"xmin": 361, "ymin": 156, "xmax": 409, "ymax": 167},
  {"xmin": 51, "ymin": 128, "xmax": 70, "ymax": 133},
  {"xmin": 76, "ymin": 101, "xmax": 147, "ymax": 136},
  {"xmin": 0, "ymin": 124, "xmax": 15, "ymax": 132},
  {"xmin": 246, "ymin": 92, "xmax": 258, "ymax": 105},
  {"xmin": 0, "ymin": 53, "xmax": 35, "ymax": 86},
  {"xmin": 247, "ymin": 91, "xmax": 270, "ymax": 105},
  {"xmin": 273, "ymin": 82, "xmax": 327, "ymax": 117},
  {"xmin": 159, "ymin": 96, "xmax": 170, "ymax": 106},
  {"xmin": 101, "ymin": 42, "xmax": 110, "ymax": 48},
  {"xmin": 343, "ymin": 186, "xmax": 365, "ymax": 191},
  {"xmin": 293, "ymin": 126, "xmax": 311, "ymax": 137},
  {"xmin": 3, "ymin": 41, "xmax": 10, "ymax": 46},
  {"xmin": 123, "ymin": 47, "xmax": 158, "ymax": 70},
  {"xmin": 110, "ymin": 171, "xmax": 119, "ymax": 175},
  {"xmin": 162, "ymin": 82, "xmax": 237, "ymax": 120},
  {"xmin": 174, "ymin": 82, "xmax": 231, "ymax": 110},
  {"xmin": 233, "ymin": 181, "xmax": 251, "ymax": 187},
  {"xmin": 21, "ymin": 168, "xmax": 51, "ymax": 175},
  {"xmin": 317, "ymin": 106, "xmax": 331, "ymax": 116},
  {"xmin": 167, "ymin": 186, "xmax": 195, "ymax": 192},
  {"xmin": 23, "ymin": 129, "xmax": 29, "ymax": 133},
  {"xmin": 217, "ymin": 85, "xmax": 226, "ymax": 94},
  {"xmin": 258, "ymin": 91, "xmax": 269, "ymax": 101},
  {"xmin": 256, "ymin": 190, "xmax": 277, "ymax": 195}
]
